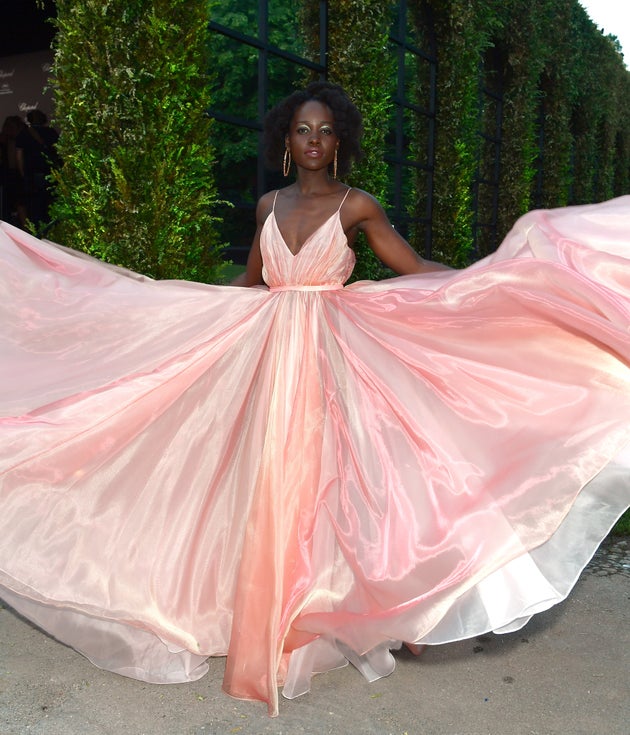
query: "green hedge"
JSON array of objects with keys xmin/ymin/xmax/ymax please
[
  {"xmin": 426, "ymin": 0, "xmax": 498, "ymax": 265},
  {"xmin": 483, "ymin": 0, "xmax": 629, "ymax": 251},
  {"xmin": 303, "ymin": 1, "xmax": 629, "ymax": 267},
  {"xmin": 49, "ymin": 0, "xmax": 225, "ymax": 282},
  {"xmin": 421, "ymin": 0, "xmax": 629, "ymax": 262},
  {"xmin": 48, "ymin": 1, "xmax": 629, "ymax": 279}
]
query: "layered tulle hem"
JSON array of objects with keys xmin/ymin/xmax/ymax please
[
  {"xmin": 282, "ymin": 446, "xmax": 629, "ymax": 702},
  {"xmin": 2, "ymin": 446, "xmax": 627, "ymax": 714}
]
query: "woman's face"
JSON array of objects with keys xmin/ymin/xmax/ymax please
[{"xmin": 286, "ymin": 100, "xmax": 339, "ymax": 173}]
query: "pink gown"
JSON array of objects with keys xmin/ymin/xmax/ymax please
[{"xmin": 0, "ymin": 193, "xmax": 629, "ymax": 716}]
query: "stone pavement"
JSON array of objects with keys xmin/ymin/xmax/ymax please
[{"xmin": 1, "ymin": 538, "xmax": 628, "ymax": 735}]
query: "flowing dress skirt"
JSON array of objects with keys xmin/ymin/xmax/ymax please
[{"xmin": 1, "ymin": 196, "xmax": 629, "ymax": 715}]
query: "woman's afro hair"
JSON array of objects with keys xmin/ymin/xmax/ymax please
[{"xmin": 263, "ymin": 81, "xmax": 363, "ymax": 178}]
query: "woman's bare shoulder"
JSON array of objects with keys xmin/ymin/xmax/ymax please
[
  {"xmin": 256, "ymin": 189, "xmax": 280, "ymax": 224},
  {"xmin": 343, "ymin": 187, "xmax": 387, "ymax": 226},
  {"xmin": 346, "ymin": 187, "xmax": 384, "ymax": 210}
]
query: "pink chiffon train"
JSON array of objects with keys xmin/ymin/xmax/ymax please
[{"xmin": 0, "ymin": 194, "xmax": 629, "ymax": 716}]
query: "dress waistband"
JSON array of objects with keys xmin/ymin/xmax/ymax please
[{"xmin": 269, "ymin": 284, "xmax": 344, "ymax": 292}]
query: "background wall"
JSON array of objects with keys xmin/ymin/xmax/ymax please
[{"xmin": 0, "ymin": 51, "xmax": 55, "ymax": 124}]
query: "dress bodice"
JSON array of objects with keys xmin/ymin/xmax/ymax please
[{"xmin": 260, "ymin": 190, "xmax": 355, "ymax": 289}]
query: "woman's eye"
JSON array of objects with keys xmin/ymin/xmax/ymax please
[
  {"xmin": 297, "ymin": 126, "xmax": 309, "ymax": 134},
  {"xmin": 321, "ymin": 128, "xmax": 333, "ymax": 135}
]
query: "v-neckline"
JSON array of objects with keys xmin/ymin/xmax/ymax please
[{"xmin": 271, "ymin": 210, "xmax": 339, "ymax": 258}]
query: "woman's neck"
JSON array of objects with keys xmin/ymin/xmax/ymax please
[{"xmin": 293, "ymin": 170, "xmax": 340, "ymax": 197}]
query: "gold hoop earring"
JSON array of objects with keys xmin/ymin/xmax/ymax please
[
  {"xmin": 333, "ymin": 148, "xmax": 338, "ymax": 180},
  {"xmin": 283, "ymin": 148, "xmax": 291, "ymax": 177}
]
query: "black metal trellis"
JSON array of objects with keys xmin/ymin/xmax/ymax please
[
  {"xmin": 386, "ymin": 0, "xmax": 437, "ymax": 259},
  {"xmin": 208, "ymin": 1, "xmax": 327, "ymax": 263}
]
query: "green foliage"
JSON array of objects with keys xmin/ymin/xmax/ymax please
[
  {"xmin": 611, "ymin": 510, "xmax": 630, "ymax": 537},
  {"xmin": 494, "ymin": 0, "xmax": 551, "ymax": 219},
  {"xmin": 426, "ymin": 1, "xmax": 498, "ymax": 265},
  {"xmin": 488, "ymin": 0, "xmax": 629, "ymax": 240},
  {"xmin": 414, "ymin": 0, "xmax": 630, "ymax": 259},
  {"xmin": 42, "ymin": 0, "xmax": 630, "ymax": 283},
  {"xmin": 49, "ymin": 0, "xmax": 225, "ymax": 282},
  {"xmin": 208, "ymin": 0, "xmax": 629, "ymax": 277}
]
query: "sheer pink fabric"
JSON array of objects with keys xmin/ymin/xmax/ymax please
[{"xmin": 0, "ymin": 195, "xmax": 629, "ymax": 716}]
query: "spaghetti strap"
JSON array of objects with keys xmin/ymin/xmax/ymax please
[
  {"xmin": 337, "ymin": 187, "xmax": 352, "ymax": 213},
  {"xmin": 271, "ymin": 190, "xmax": 280, "ymax": 212}
]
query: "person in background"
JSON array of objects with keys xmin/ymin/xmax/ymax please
[
  {"xmin": 15, "ymin": 109, "xmax": 60, "ymax": 231},
  {"xmin": 0, "ymin": 115, "xmax": 26, "ymax": 226}
]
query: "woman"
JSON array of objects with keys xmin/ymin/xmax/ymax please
[
  {"xmin": 237, "ymin": 82, "xmax": 449, "ymax": 288},
  {"xmin": 0, "ymin": 82, "xmax": 629, "ymax": 717}
]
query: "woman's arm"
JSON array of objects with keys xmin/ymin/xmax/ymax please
[
  {"xmin": 230, "ymin": 194, "xmax": 274, "ymax": 286},
  {"xmin": 346, "ymin": 189, "xmax": 453, "ymax": 274},
  {"xmin": 230, "ymin": 235, "xmax": 263, "ymax": 286}
]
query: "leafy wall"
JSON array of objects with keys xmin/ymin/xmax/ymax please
[
  {"xmin": 48, "ymin": 0, "xmax": 629, "ymax": 277},
  {"xmin": 49, "ymin": 0, "xmax": 225, "ymax": 282},
  {"xmin": 300, "ymin": 0, "xmax": 629, "ymax": 267}
]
